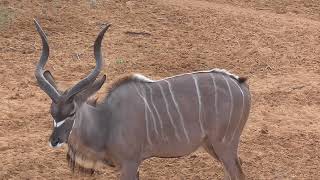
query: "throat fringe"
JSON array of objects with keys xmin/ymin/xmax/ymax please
[{"xmin": 67, "ymin": 143, "xmax": 101, "ymax": 175}]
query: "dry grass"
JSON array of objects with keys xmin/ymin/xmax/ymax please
[{"xmin": 0, "ymin": 7, "xmax": 13, "ymax": 29}]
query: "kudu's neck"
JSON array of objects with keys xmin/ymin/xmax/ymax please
[
  {"xmin": 66, "ymin": 101, "xmax": 113, "ymax": 171},
  {"xmin": 69, "ymin": 102, "xmax": 111, "ymax": 157}
]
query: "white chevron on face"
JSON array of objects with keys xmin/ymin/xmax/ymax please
[{"xmin": 54, "ymin": 120, "xmax": 65, "ymax": 128}]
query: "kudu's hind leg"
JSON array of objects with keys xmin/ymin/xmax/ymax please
[
  {"xmin": 203, "ymin": 140, "xmax": 245, "ymax": 180},
  {"xmin": 120, "ymin": 161, "xmax": 140, "ymax": 180},
  {"xmin": 203, "ymin": 139, "xmax": 219, "ymax": 160},
  {"xmin": 220, "ymin": 155, "xmax": 245, "ymax": 180}
]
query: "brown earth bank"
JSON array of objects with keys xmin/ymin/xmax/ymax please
[{"xmin": 0, "ymin": 0, "xmax": 319, "ymax": 179}]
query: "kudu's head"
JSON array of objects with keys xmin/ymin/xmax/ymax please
[{"xmin": 34, "ymin": 19, "xmax": 110, "ymax": 148}]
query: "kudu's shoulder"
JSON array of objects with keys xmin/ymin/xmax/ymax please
[{"xmin": 106, "ymin": 74, "xmax": 154, "ymax": 96}]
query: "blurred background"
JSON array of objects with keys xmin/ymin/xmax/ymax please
[{"xmin": 0, "ymin": 0, "xmax": 319, "ymax": 179}]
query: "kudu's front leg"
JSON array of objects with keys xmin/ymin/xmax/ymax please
[{"xmin": 120, "ymin": 161, "xmax": 140, "ymax": 180}]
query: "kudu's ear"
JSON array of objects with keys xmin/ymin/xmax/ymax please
[
  {"xmin": 43, "ymin": 70, "xmax": 57, "ymax": 89},
  {"xmin": 75, "ymin": 75, "xmax": 106, "ymax": 103}
]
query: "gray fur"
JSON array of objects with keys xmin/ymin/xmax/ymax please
[{"xmin": 34, "ymin": 20, "xmax": 251, "ymax": 180}]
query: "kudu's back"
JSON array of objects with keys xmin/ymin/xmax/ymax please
[{"xmin": 105, "ymin": 70, "xmax": 250, "ymax": 159}]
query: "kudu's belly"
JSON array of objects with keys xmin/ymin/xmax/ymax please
[{"xmin": 141, "ymin": 122, "xmax": 208, "ymax": 158}]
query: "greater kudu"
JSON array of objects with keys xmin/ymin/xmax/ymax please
[{"xmin": 34, "ymin": 19, "xmax": 251, "ymax": 180}]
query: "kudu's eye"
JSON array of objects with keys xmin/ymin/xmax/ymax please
[{"xmin": 68, "ymin": 111, "xmax": 76, "ymax": 118}]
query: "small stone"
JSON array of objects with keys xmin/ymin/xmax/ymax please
[{"xmin": 0, "ymin": 141, "xmax": 10, "ymax": 151}]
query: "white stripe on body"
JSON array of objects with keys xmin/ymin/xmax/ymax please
[
  {"xmin": 221, "ymin": 76, "xmax": 234, "ymax": 143},
  {"xmin": 157, "ymin": 83, "xmax": 182, "ymax": 141},
  {"xmin": 145, "ymin": 84, "xmax": 167, "ymax": 141},
  {"xmin": 68, "ymin": 102, "xmax": 77, "ymax": 136},
  {"xmin": 164, "ymin": 80, "xmax": 190, "ymax": 143},
  {"xmin": 209, "ymin": 74, "xmax": 218, "ymax": 137},
  {"xmin": 191, "ymin": 75, "xmax": 206, "ymax": 137},
  {"xmin": 133, "ymin": 84, "xmax": 154, "ymax": 145},
  {"xmin": 144, "ymin": 100, "xmax": 152, "ymax": 145},
  {"xmin": 132, "ymin": 71, "xmax": 244, "ymax": 143},
  {"xmin": 229, "ymin": 78, "xmax": 244, "ymax": 143},
  {"xmin": 136, "ymin": 84, "xmax": 159, "ymax": 136}
]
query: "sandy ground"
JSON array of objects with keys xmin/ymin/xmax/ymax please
[{"xmin": 0, "ymin": 0, "xmax": 319, "ymax": 179}]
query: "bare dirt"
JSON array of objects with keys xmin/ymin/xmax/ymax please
[{"xmin": 0, "ymin": 0, "xmax": 319, "ymax": 179}]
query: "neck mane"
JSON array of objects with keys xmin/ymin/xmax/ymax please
[{"xmin": 66, "ymin": 103, "xmax": 109, "ymax": 174}]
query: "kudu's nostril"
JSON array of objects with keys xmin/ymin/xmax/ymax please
[{"xmin": 51, "ymin": 139, "xmax": 59, "ymax": 147}]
